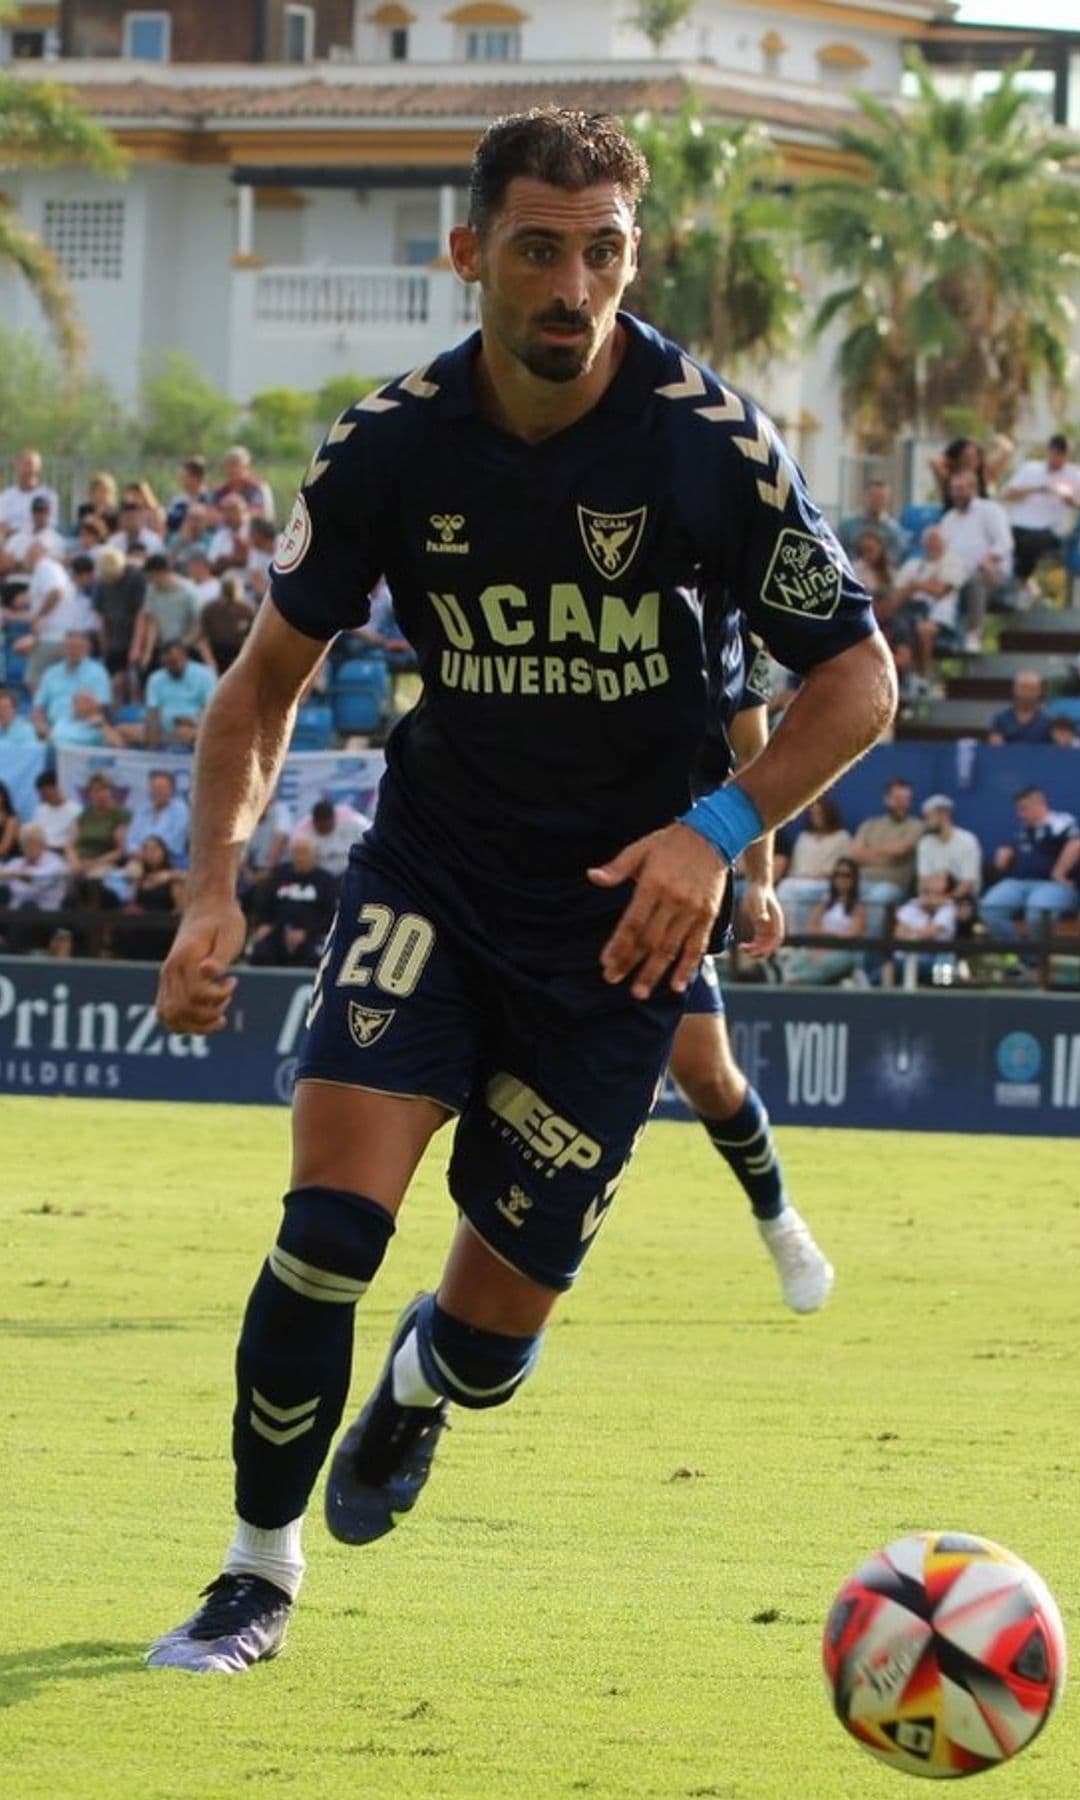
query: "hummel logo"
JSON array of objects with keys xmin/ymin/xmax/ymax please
[
  {"xmin": 427, "ymin": 513, "xmax": 469, "ymax": 555},
  {"xmin": 495, "ymin": 1184, "xmax": 534, "ymax": 1229}
]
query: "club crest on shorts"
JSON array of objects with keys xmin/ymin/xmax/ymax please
[
  {"xmin": 272, "ymin": 493, "xmax": 312, "ymax": 575},
  {"xmin": 347, "ymin": 1000, "xmax": 395, "ymax": 1049},
  {"xmin": 759, "ymin": 528, "xmax": 842, "ymax": 618},
  {"xmin": 577, "ymin": 505, "xmax": 647, "ymax": 581}
]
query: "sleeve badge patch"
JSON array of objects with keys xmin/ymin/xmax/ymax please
[
  {"xmin": 760, "ymin": 528, "xmax": 842, "ymax": 618},
  {"xmin": 272, "ymin": 493, "xmax": 313, "ymax": 575}
]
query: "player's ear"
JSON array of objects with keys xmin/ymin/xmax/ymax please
[
  {"xmin": 450, "ymin": 224, "xmax": 481, "ymax": 283},
  {"xmin": 626, "ymin": 223, "xmax": 642, "ymax": 284}
]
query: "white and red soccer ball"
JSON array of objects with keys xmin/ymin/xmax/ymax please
[{"xmin": 823, "ymin": 1531, "xmax": 1067, "ymax": 1779}]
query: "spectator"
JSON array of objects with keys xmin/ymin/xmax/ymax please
[
  {"xmin": 165, "ymin": 456, "xmax": 209, "ymax": 534},
  {"xmin": 293, "ymin": 795, "xmax": 372, "ymax": 879},
  {"xmin": 782, "ymin": 858, "xmax": 866, "ymax": 987},
  {"xmin": 938, "ymin": 469, "xmax": 1014, "ymax": 653},
  {"xmin": 930, "ymin": 434, "xmax": 1013, "ymax": 503},
  {"xmin": 239, "ymin": 796, "xmax": 292, "ymax": 905},
  {"xmin": 125, "ymin": 768, "xmax": 190, "ymax": 866},
  {"xmin": 0, "ymin": 493, "xmax": 66, "ymax": 573},
  {"xmin": 212, "ymin": 444, "xmax": 275, "ymax": 520},
  {"xmin": 68, "ymin": 554, "xmax": 100, "ymax": 637},
  {"xmin": 208, "ymin": 494, "xmax": 253, "ymax": 577},
  {"xmin": 0, "ymin": 822, "xmax": 68, "ymax": 938},
  {"xmin": 889, "ymin": 871, "xmax": 959, "ymax": 985},
  {"xmin": 0, "ymin": 686, "xmax": 36, "ymax": 748},
  {"xmin": 850, "ymin": 528, "xmax": 895, "ymax": 623},
  {"xmin": 1050, "ymin": 715, "xmax": 1079, "ymax": 750},
  {"xmin": 891, "ymin": 524, "xmax": 967, "ymax": 674},
  {"xmin": 95, "ymin": 545, "xmax": 146, "ymax": 703},
  {"xmin": 71, "ymin": 513, "xmax": 109, "ymax": 567},
  {"xmin": 45, "ymin": 925, "xmax": 75, "ymax": 958},
  {"xmin": 0, "ymin": 779, "xmax": 19, "ymax": 862},
  {"xmin": 75, "ymin": 470, "xmax": 120, "ymax": 534},
  {"xmin": 981, "ymin": 786, "xmax": 1080, "ymax": 940},
  {"xmin": 1002, "ymin": 434, "xmax": 1080, "ymax": 587},
  {"xmin": 114, "ymin": 834, "xmax": 185, "ymax": 959},
  {"xmin": 849, "ymin": 777, "xmax": 923, "ymax": 912},
  {"xmin": 13, "ymin": 541, "xmax": 80, "ymax": 689},
  {"xmin": 0, "ymin": 449, "xmax": 60, "ymax": 542},
  {"xmin": 180, "ymin": 545, "xmax": 221, "ymax": 611},
  {"xmin": 200, "ymin": 572, "xmax": 256, "ymax": 674},
  {"xmin": 987, "ymin": 671, "xmax": 1054, "ymax": 746},
  {"xmin": 129, "ymin": 554, "xmax": 203, "ymax": 677},
  {"xmin": 31, "ymin": 629, "xmax": 116, "ymax": 749},
  {"xmin": 837, "ymin": 479, "xmax": 906, "ymax": 566},
  {"xmin": 168, "ymin": 503, "xmax": 215, "ymax": 563},
  {"xmin": 916, "ymin": 795, "xmax": 983, "ymax": 897},
  {"xmin": 107, "ymin": 493, "xmax": 164, "ymax": 562},
  {"xmin": 248, "ymin": 834, "xmax": 337, "ymax": 967},
  {"xmin": 774, "ymin": 794, "xmax": 852, "ymax": 932},
  {"xmin": 65, "ymin": 772, "xmax": 130, "ymax": 904},
  {"xmin": 247, "ymin": 516, "xmax": 278, "ymax": 587},
  {"xmin": 31, "ymin": 769, "xmax": 81, "ymax": 852},
  {"xmin": 144, "ymin": 640, "xmax": 217, "ymax": 748}
]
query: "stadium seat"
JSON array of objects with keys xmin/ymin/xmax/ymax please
[
  {"xmin": 290, "ymin": 700, "xmax": 335, "ymax": 751},
  {"xmin": 331, "ymin": 657, "xmax": 391, "ymax": 736},
  {"xmin": 899, "ymin": 501, "xmax": 943, "ymax": 552},
  {"xmin": 113, "ymin": 703, "xmax": 147, "ymax": 728},
  {"xmin": 1048, "ymin": 695, "xmax": 1080, "ymax": 726}
]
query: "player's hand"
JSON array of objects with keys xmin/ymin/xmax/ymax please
[
  {"xmin": 156, "ymin": 901, "xmax": 247, "ymax": 1035},
  {"xmin": 739, "ymin": 880, "xmax": 785, "ymax": 957},
  {"xmin": 588, "ymin": 822, "xmax": 728, "ymax": 1001}
]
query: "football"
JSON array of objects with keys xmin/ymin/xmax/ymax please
[{"xmin": 823, "ymin": 1531, "xmax": 1067, "ymax": 1779}]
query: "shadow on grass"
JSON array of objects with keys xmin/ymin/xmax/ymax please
[{"xmin": 0, "ymin": 1640, "xmax": 145, "ymax": 1707}]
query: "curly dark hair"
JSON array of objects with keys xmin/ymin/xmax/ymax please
[{"xmin": 468, "ymin": 107, "xmax": 649, "ymax": 235}]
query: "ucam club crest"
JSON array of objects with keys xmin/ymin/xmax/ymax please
[{"xmin": 577, "ymin": 505, "xmax": 647, "ymax": 581}]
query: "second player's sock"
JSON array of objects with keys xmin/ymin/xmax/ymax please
[{"xmin": 698, "ymin": 1085, "xmax": 785, "ymax": 1221}]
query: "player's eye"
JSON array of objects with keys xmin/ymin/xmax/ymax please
[
  {"xmin": 520, "ymin": 242, "xmax": 556, "ymax": 265},
  {"xmin": 587, "ymin": 244, "xmax": 621, "ymax": 267}
]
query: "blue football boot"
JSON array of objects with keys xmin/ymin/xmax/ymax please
[
  {"xmin": 325, "ymin": 1292, "xmax": 449, "ymax": 1545},
  {"xmin": 146, "ymin": 1573, "xmax": 291, "ymax": 1673}
]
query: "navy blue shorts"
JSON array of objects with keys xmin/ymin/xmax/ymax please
[
  {"xmin": 683, "ymin": 955, "xmax": 725, "ymax": 1018},
  {"xmin": 297, "ymin": 853, "xmax": 683, "ymax": 1290}
]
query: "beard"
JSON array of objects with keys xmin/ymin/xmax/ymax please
[{"xmin": 516, "ymin": 338, "xmax": 593, "ymax": 383}]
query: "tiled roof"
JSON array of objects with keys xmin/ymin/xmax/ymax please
[{"xmin": 58, "ymin": 74, "xmax": 852, "ymax": 139}]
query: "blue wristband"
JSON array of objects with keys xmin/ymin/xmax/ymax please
[{"xmin": 678, "ymin": 785, "xmax": 764, "ymax": 866}]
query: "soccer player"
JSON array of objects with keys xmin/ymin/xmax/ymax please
[
  {"xmin": 671, "ymin": 621, "xmax": 832, "ymax": 1312},
  {"xmin": 149, "ymin": 107, "xmax": 895, "ymax": 1672}
]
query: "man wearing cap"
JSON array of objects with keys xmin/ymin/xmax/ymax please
[
  {"xmin": 0, "ymin": 493, "xmax": 66, "ymax": 574},
  {"xmin": 915, "ymin": 795, "xmax": 983, "ymax": 898}
]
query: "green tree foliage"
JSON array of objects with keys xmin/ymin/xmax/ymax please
[
  {"xmin": 139, "ymin": 352, "xmax": 238, "ymax": 460},
  {"xmin": 0, "ymin": 324, "xmax": 132, "ymax": 462},
  {"xmin": 630, "ymin": 100, "xmax": 800, "ymax": 375},
  {"xmin": 240, "ymin": 387, "xmax": 313, "ymax": 462},
  {"xmin": 626, "ymin": 0, "xmax": 696, "ymax": 51},
  {"xmin": 800, "ymin": 54, "xmax": 1080, "ymax": 447},
  {"xmin": 0, "ymin": 67, "xmax": 127, "ymax": 373}
]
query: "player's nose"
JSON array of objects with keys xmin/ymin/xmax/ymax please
[{"xmin": 551, "ymin": 256, "xmax": 590, "ymax": 313}]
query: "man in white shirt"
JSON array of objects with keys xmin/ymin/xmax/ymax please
[
  {"xmin": 107, "ymin": 498, "xmax": 164, "ymax": 562},
  {"xmin": 0, "ymin": 449, "xmax": 60, "ymax": 543},
  {"xmin": 293, "ymin": 797, "xmax": 372, "ymax": 879},
  {"xmin": 0, "ymin": 822, "xmax": 69, "ymax": 914},
  {"xmin": 939, "ymin": 469, "xmax": 1015, "ymax": 652},
  {"xmin": 1003, "ymin": 434, "xmax": 1080, "ymax": 582},
  {"xmin": 31, "ymin": 770, "xmax": 81, "ymax": 852},
  {"xmin": 892, "ymin": 525, "xmax": 967, "ymax": 673},
  {"xmin": 915, "ymin": 795, "xmax": 983, "ymax": 897},
  {"xmin": 17, "ymin": 542, "xmax": 80, "ymax": 689},
  {"xmin": 208, "ymin": 494, "xmax": 253, "ymax": 577},
  {"xmin": 0, "ymin": 494, "xmax": 66, "ymax": 573}
]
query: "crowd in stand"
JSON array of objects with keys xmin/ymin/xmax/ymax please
[{"xmin": 1, "ymin": 433, "xmax": 1078, "ymax": 982}]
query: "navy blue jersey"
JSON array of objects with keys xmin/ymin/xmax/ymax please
[
  {"xmin": 695, "ymin": 612, "xmax": 772, "ymax": 793},
  {"xmin": 270, "ymin": 312, "xmax": 874, "ymax": 978}
]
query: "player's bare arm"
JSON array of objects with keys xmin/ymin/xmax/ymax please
[
  {"xmin": 156, "ymin": 603, "xmax": 327, "ymax": 1035},
  {"xmin": 595, "ymin": 633, "xmax": 895, "ymax": 997},
  {"xmin": 728, "ymin": 701, "xmax": 782, "ymax": 958}
]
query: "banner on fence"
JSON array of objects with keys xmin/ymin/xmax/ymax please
[
  {"xmin": 54, "ymin": 746, "xmax": 387, "ymax": 823},
  {"xmin": 1, "ymin": 959, "xmax": 1078, "ymax": 1134}
]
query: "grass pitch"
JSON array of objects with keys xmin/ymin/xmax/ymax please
[{"xmin": 1, "ymin": 1097, "xmax": 1077, "ymax": 1799}]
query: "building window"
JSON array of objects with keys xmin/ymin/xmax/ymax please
[
  {"xmin": 122, "ymin": 12, "xmax": 171, "ymax": 62},
  {"xmin": 284, "ymin": 4, "xmax": 315, "ymax": 63},
  {"xmin": 11, "ymin": 29, "xmax": 50, "ymax": 59},
  {"xmin": 42, "ymin": 200, "xmax": 126, "ymax": 282},
  {"xmin": 464, "ymin": 27, "xmax": 520, "ymax": 61},
  {"xmin": 387, "ymin": 26, "xmax": 409, "ymax": 59}
]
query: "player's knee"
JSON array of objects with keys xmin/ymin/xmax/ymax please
[
  {"xmin": 268, "ymin": 1186, "xmax": 395, "ymax": 1302},
  {"xmin": 682, "ymin": 1064, "xmax": 745, "ymax": 1119},
  {"xmin": 418, "ymin": 1296, "xmax": 541, "ymax": 1410}
]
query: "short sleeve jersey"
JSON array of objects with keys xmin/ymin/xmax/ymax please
[{"xmin": 271, "ymin": 313, "xmax": 874, "ymax": 969}]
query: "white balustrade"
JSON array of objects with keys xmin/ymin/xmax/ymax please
[{"xmin": 254, "ymin": 267, "xmax": 432, "ymax": 328}]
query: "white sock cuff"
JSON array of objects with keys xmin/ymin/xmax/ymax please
[
  {"xmin": 224, "ymin": 1514, "xmax": 306, "ymax": 1601},
  {"xmin": 392, "ymin": 1326, "xmax": 444, "ymax": 1408}
]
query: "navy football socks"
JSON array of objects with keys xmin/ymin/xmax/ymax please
[{"xmin": 698, "ymin": 1085, "xmax": 785, "ymax": 1221}]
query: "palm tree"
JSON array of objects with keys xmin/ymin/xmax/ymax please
[
  {"xmin": 627, "ymin": 1, "xmax": 696, "ymax": 53},
  {"xmin": 800, "ymin": 54, "xmax": 1080, "ymax": 448},
  {"xmin": 630, "ymin": 99, "xmax": 801, "ymax": 374},
  {"xmin": 0, "ymin": 67, "xmax": 126, "ymax": 373}
]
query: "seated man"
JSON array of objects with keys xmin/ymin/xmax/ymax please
[
  {"xmin": 0, "ymin": 493, "xmax": 66, "ymax": 574},
  {"xmin": 293, "ymin": 796, "xmax": 372, "ymax": 881},
  {"xmin": 891, "ymin": 526, "xmax": 966, "ymax": 675},
  {"xmin": 0, "ymin": 685, "xmax": 36, "ymax": 748},
  {"xmin": 105, "ymin": 768, "xmax": 190, "ymax": 903},
  {"xmin": 66, "ymin": 771, "xmax": 130, "ymax": 905},
  {"xmin": 144, "ymin": 640, "xmax": 217, "ymax": 749},
  {"xmin": 916, "ymin": 795, "xmax": 982, "ymax": 898},
  {"xmin": 248, "ymin": 833, "xmax": 338, "ymax": 967},
  {"xmin": 889, "ymin": 871, "xmax": 958, "ymax": 985},
  {"xmin": 981, "ymin": 786, "xmax": 1080, "ymax": 941},
  {"xmin": 848, "ymin": 777, "xmax": 923, "ymax": 919},
  {"xmin": 837, "ymin": 478, "xmax": 906, "ymax": 566},
  {"xmin": 987, "ymin": 671, "xmax": 1054, "ymax": 746},
  {"xmin": 939, "ymin": 468, "xmax": 1014, "ymax": 652},
  {"xmin": 1002, "ymin": 433, "xmax": 1080, "ymax": 587},
  {"xmin": 30, "ymin": 630, "xmax": 118, "ymax": 749},
  {"xmin": 0, "ymin": 821, "xmax": 69, "ymax": 950}
]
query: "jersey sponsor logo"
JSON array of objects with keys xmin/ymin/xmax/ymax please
[
  {"xmin": 577, "ymin": 505, "xmax": 647, "ymax": 581},
  {"xmin": 760, "ymin": 528, "xmax": 842, "ymax": 619},
  {"xmin": 429, "ymin": 584, "xmax": 670, "ymax": 702},
  {"xmin": 427, "ymin": 513, "xmax": 469, "ymax": 555},
  {"xmin": 494, "ymin": 1184, "xmax": 534, "ymax": 1229},
  {"xmin": 485, "ymin": 1072, "xmax": 601, "ymax": 1179},
  {"xmin": 272, "ymin": 493, "xmax": 312, "ymax": 574},
  {"xmin": 346, "ymin": 1000, "xmax": 395, "ymax": 1048}
]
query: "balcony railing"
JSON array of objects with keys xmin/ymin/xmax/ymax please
[{"xmin": 253, "ymin": 266, "xmax": 478, "ymax": 330}]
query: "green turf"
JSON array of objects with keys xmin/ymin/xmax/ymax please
[{"xmin": 1, "ymin": 1097, "xmax": 1076, "ymax": 1798}]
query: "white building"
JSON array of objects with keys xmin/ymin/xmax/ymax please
[{"xmin": 1, "ymin": 0, "xmax": 965, "ymax": 506}]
